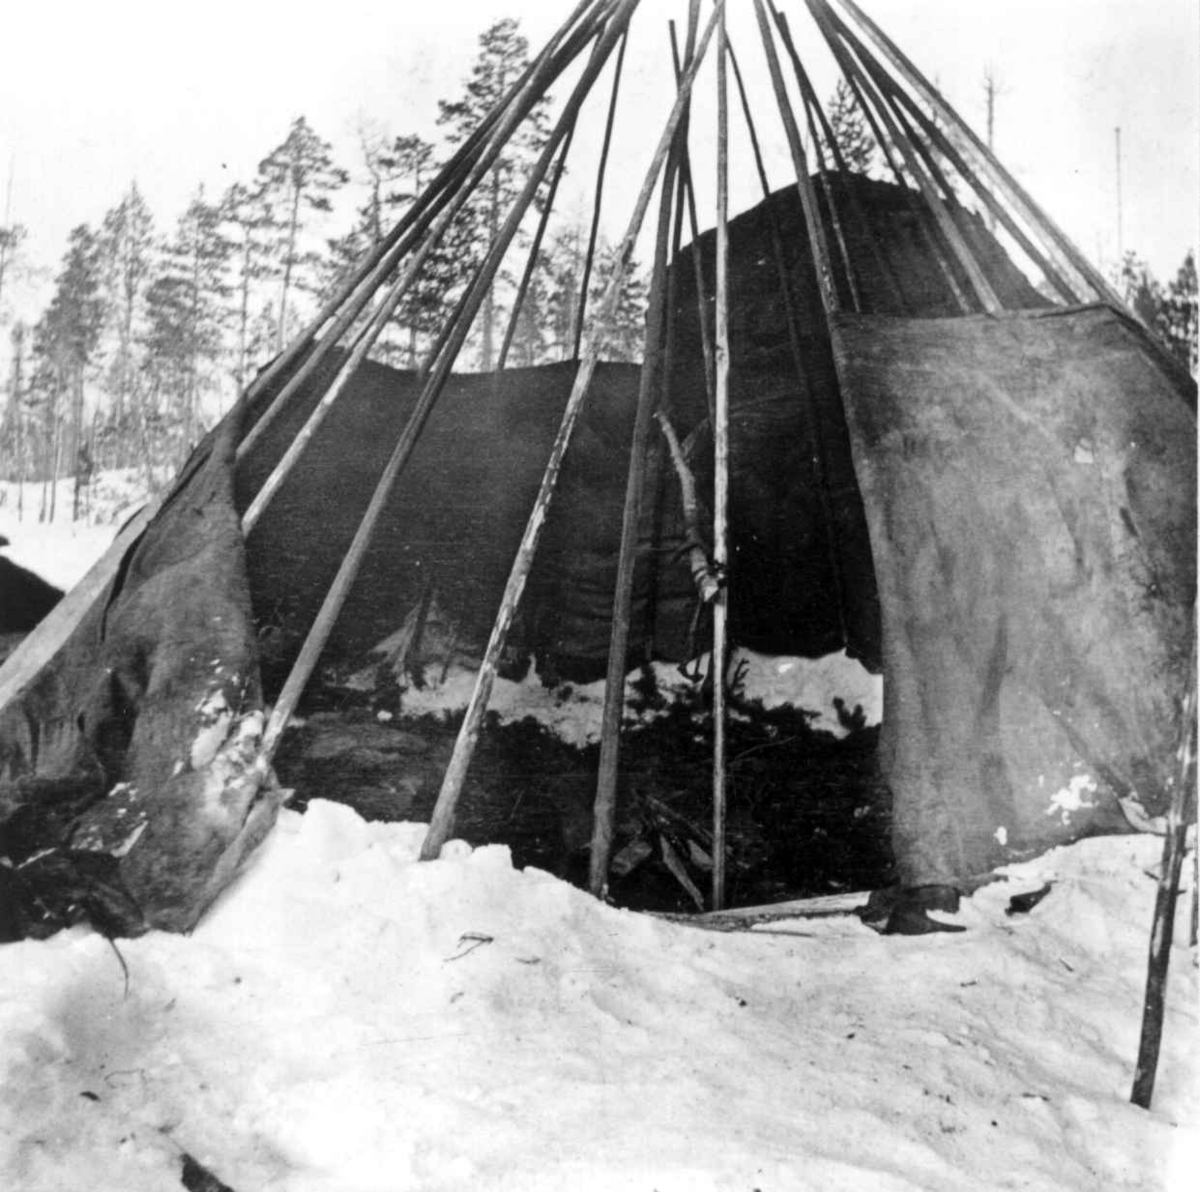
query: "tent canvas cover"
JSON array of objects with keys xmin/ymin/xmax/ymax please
[{"xmin": 0, "ymin": 0, "xmax": 1194, "ymax": 937}]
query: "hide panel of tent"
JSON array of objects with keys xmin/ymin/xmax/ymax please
[
  {"xmin": 666, "ymin": 175, "xmax": 1054, "ymax": 672},
  {"xmin": 0, "ymin": 415, "xmax": 275, "ymax": 934},
  {"xmin": 831, "ymin": 305, "xmax": 1196, "ymax": 884}
]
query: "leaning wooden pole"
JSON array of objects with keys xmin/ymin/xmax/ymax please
[
  {"xmin": 572, "ymin": 25, "xmax": 629, "ymax": 361},
  {"xmin": 498, "ymin": 121, "xmax": 576, "ymax": 371},
  {"xmin": 421, "ymin": 0, "xmax": 728, "ymax": 864},
  {"xmin": 825, "ymin": 0, "xmax": 1106, "ymax": 305},
  {"xmin": 668, "ymin": 10, "xmax": 717, "ymax": 422},
  {"xmin": 255, "ymin": 5, "xmax": 629, "ymax": 762},
  {"xmin": 237, "ymin": 0, "xmax": 607, "ymax": 460},
  {"xmin": 1131, "ymin": 644, "xmax": 1197, "ymax": 1109},
  {"xmin": 710, "ymin": 4, "xmax": 731, "ymax": 912},
  {"xmin": 587, "ymin": 46, "xmax": 688, "ymax": 900},
  {"xmin": 241, "ymin": 8, "xmax": 613, "ymax": 532},
  {"xmin": 752, "ymin": 0, "xmax": 840, "ymax": 316}
]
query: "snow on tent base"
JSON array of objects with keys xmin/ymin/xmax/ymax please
[{"xmin": 0, "ymin": 801, "xmax": 1195, "ymax": 1192}]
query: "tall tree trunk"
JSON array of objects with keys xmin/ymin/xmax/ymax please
[
  {"xmin": 277, "ymin": 185, "xmax": 302, "ymax": 353},
  {"xmin": 236, "ymin": 239, "xmax": 252, "ymax": 392}
]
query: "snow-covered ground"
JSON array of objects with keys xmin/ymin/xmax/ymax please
[
  {"xmin": 2, "ymin": 469, "xmax": 1196, "ymax": 1190},
  {"xmin": 0, "ymin": 803, "xmax": 1195, "ymax": 1191},
  {"xmin": 0, "ymin": 470, "xmax": 159, "ymax": 590}
]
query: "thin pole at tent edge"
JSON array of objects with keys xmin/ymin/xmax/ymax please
[
  {"xmin": 497, "ymin": 121, "xmax": 576, "ymax": 371},
  {"xmin": 668, "ymin": 16, "xmax": 718, "ymax": 424},
  {"xmin": 1131, "ymin": 632, "xmax": 1197, "ymax": 1109},
  {"xmin": 572, "ymin": 25, "xmax": 630, "ymax": 362},
  {"xmin": 421, "ymin": 0, "xmax": 730, "ymax": 866},
  {"xmin": 711, "ymin": 3, "xmax": 731, "ymax": 912}
]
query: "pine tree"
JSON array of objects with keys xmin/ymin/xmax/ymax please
[
  {"xmin": 827, "ymin": 79, "xmax": 875, "ymax": 175},
  {"xmin": 1160, "ymin": 250, "xmax": 1198, "ymax": 376},
  {"xmin": 142, "ymin": 187, "xmax": 232, "ymax": 460},
  {"xmin": 0, "ymin": 221, "xmax": 27, "ymax": 325},
  {"xmin": 588, "ymin": 241, "xmax": 648, "ymax": 363},
  {"xmin": 30, "ymin": 224, "xmax": 106, "ymax": 517},
  {"xmin": 98, "ymin": 183, "xmax": 155, "ymax": 459},
  {"xmin": 257, "ymin": 116, "xmax": 348, "ymax": 353},
  {"xmin": 1116, "ymin": 249, "xmax": 1199, "ymax": 376},
  {"xmin": 2, "ymin": 322, "xmax": 29, "ymax": 506},
  {"xmin": 220, "ymin": 180, "xmax": 276, "ymax": 391},
  {"xmin": 324, "ymin": 126, "xmax": 438, "ymax": 366},
  {"xmin": 543, "ymin": 226, "xmax": 584, "ymax": 360},
  {"xmin": 437, "ymin": 18, "xmax": 552, "ymax": 369}
]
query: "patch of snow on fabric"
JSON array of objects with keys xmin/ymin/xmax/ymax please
[{"xmin": 1047, "ymin": 773, "xmax": 1099, "ymax": 823}]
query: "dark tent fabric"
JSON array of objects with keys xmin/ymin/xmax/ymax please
[
  {"xmin": 0, "ymin": 176, "xmax": 1194, "ymax": 933},
  {"xmin": 0, "ymin": 412, "xmax": 276, "ymax": 935},
  {"xmin": 830, "ymin": 305, "xmax": 1196, "ymax": 886},
  {"xmin": 666, "ymin": 175, "xmax": 1053, "ymax": 671},
  {"xmin": 236, "ymin": 359, "xmax": 699, "ymax": 686}
]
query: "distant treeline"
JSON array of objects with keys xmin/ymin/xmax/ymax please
[{"xmin": 0, "ymin": 18, "xmax": 649, "ymax": 518}]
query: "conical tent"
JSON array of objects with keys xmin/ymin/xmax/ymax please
[{"xmin": 0, "ymin": 0, "xmax": 1193, "ymax": 937}]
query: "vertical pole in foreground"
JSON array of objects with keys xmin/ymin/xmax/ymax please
[
  {"xmin": 1131, "ymin": 642, "xmax": 1196, "ymax": 1109},
  {"xmin": 587, "ymin": 40, "xmax": 687, "ymax": 900},
  {"xmin": 710, "ymin": 7, "xmax": 731, "ymax": 912}
]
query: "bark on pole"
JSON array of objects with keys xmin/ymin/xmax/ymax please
[
  {"xmin": 422, "ymin": 0, "xmax": 728, "ymax": 865},
  {"xmin": 711, "ymin": 4, "xmax": 731, "ymax": 912},
  {"xmin": 1131, "ymin": 639, "xmax": 1197, "ymax": 1109}
]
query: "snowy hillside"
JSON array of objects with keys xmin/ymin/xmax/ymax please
[{"xmin": 0, "ymin": 803, "xmax": 1195, "ymax": 1191}]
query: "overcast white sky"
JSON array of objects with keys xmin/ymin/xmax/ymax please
[{"xmin": 1, "ymin": 0, "xmax": 1196, "ymax": 317}]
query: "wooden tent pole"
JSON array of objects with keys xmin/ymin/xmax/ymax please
[
  {"xmin": 498, "ymin": 122, "xmax": 576, "ymax": 371},
  {"xmin": 586, "ymin": 24, "xmax": 695, "ymax": 901},
  {"xmin": 413, "ymin": 2, "xmax": 638, "ymax": 415},
  {"xmin": 751, "ymin": 0, "xmax": 841, "ymax": 317},
  {"xmin": 423, "ymin": 0, "xmax": 728, "ymax": 867},
  {"xmin": 766, "ymin": 12, "xmax": 906, "ymax": 311},
  {"xmin": 818, "ymin": 8, "xmax": 1078, "ymax": 303},
  {"xmin": 1131, "ymin": 644, "xmax": 1197, "ymax": 1109},
  {"xmin": 770, "ymin": 7, "xmax": 861, "ymax": 312},
  {"xmin": 725, "ymin": 33, "xmax": 853, "ymax": 654},
  {"xmin": 237, "ymin": 0, "xmax": 608, "ymax": 459},
  {"xmin": 256, "ymin": 4, "xmax": 631, "ymax": 759},
  {"xmin": 828, "ymin": 0, "xmax": 1110, "ymax": 305},
  {"xmin": 806, "ymin": 0, "xmax": 1003, "ymax": 315},
  {"xmin": 588, "ymin": 148, "xmax": 679, "ymax": 897},
  {"xmin": 241, "ymin": 9, "xmax": 613, "ymax": 533},
  {"xmin": 572, "ymin": 25, "xmax": 630, "ymax": 361},
  {"xmin": 798, "ymin": 0, "xmax": 970, "ymax": 314},
  {"xmin": 668, "ymin": 13, "xmax": 718, "ymax": 421},
  {"xmin": 710, "ymin": 5, "xmax": 731, "ymax": 912}
]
